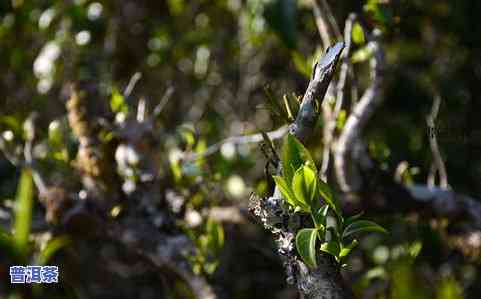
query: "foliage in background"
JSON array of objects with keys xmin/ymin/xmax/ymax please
[{"xmin": 0, "ymin": 0, "xmax": 480, "ymax": 298}]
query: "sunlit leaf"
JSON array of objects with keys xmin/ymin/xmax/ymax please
[
  {"xmin": 291, "ymin": 165, "xmax": 318, "ymax": 210},
  {"xmin": 408, "ymin": 241, "xmax": 423, "ymax": 259},
  {"xmin": 320, "ymin": 240, "xmax": 340, "ymax": 259},
  {"xmin": 110, "ymin": 88, "xmax": 128, "ymax": 114},
  {"xmin": 296, "ymin": 228, "xmax": 318, "ymax": 268},
  {"xmin": 352, "ymin": 22, "xmax": 365, "ymax": 45},
  {"xmin": 339, "ymin": 239, "xmax": 358, "ymax": 259},
  {"xmin": 273, "ymin": 175, "xmax": 307, "ymax": 211},
  {"xmin": 281, "ymin": 134, "xmax": 316, "ymax": 184}
]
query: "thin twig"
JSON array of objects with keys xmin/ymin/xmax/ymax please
[
  {"xmin": 312, "ymin": 0, "xmax": 342, "ymax": 49},
  {"xmin": 123, "ymin": 72, "xmax": 142, "ymax": 99},
  {"xmin": 426, "ymin": 94, "xmax": 448, "ymax": 189},
  {"xmin": 184, "ymin": 125, "xmax": 289, "ymax": 162},
  {"xmin": 152, "ymin": 86, "xmax": 175, "ymax": 117},
  {"xmin": 137, "ymin": 97, "xmax": 147, "ymax": 123}
]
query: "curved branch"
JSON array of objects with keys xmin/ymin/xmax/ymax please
[
  {"xmin": 320, "ymin": 13, "xmax": 357, "ymax": 180},
  {"xmin": 426, "ymin": 94, "xmax": 449, "ymax": 189},
  {"xmin": 334, "ymin": 29, "xmax": 385, "ymax": 193}
]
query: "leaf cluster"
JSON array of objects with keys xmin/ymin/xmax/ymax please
[{"xmin": 273, "ymin": 135, "xmax": 387, "ymax": 267}]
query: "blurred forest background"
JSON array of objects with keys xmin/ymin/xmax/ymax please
[{"xmin": 0, "ymin": 0, "xmax": 481, "ymax": 298}]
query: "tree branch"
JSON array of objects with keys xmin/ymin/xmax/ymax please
[
  {"xmin": 334, "ymin": 29, "xmax": 385, "ymax": 193},
  {"xmin": 290, "ymin": 42, "xmax": 345, "ymax": 143},
  {"xmin": 184, "ymin": 125, "xmax": 289, "ymax": 162},
  {"xmin": 426, "ymin": 94, "xmax": 449, "ymax": 189},
  {"xmin": 252, "ymin": 42, "xmax": 354, "ymax": 299},
  {"xmin": 321, "ymin": 13, "xmax": 357, "ymax": 180},
  {"xmin": 312, "ymin": 0, "xmax": 342, "ymax": 49}
]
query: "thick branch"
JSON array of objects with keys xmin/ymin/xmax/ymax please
[{"xmin": 290, "ymin": 42, "xmax": 345, "ymax": 143}]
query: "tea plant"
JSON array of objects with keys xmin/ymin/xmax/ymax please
[{"xmin": 273, "ymin": 134, "xmax": 387, "ymax": 267}]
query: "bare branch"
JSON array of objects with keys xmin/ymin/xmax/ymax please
[
  {"xmin": 335, "ymin": 29, "xmax": 385, "ymax": 193},
  {"xmin": 208, "ymin": 206, "xmax": 248, "ymax": 224},
  {"xmin": 152, "ymin": 86, "xmax": 175, "ymax": 118},
  {"xmin": 184, "ymin": 125, "xmax": 289, "ymax": 162},
  {"xmin": 426, "ymin": 94, "xmax": 449, "ymax": 189},
  {"xmin": 312, "ymin": 0, "xmax": 342, "ymax": 49},
  {"xmin": 123, "ymin": 72, "xmax": 142, "ymax": 99},
  {"xmin": 290, "ymin": 42, "xmax": 345, "ymax": 143}
]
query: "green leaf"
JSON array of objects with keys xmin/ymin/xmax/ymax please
[
  {"xmin": 281, "ymin": 134, "xmax": 316, "ymax": 184},
  {"xmin": 273, "ymin": 176, "xmax": 307, "ymax": 211},
  {"xmin": 312, "ymin": 205, "xmax": 329, "ymax": 229},
  {"xmin": 339, "ymin": 239, "xmax": 358, "ymax": 259},
  {"xmin": 296, "ymin": 228, "xmax": 318, "ymax": 268},
  {"xmin": 14, "ymin": 169, "xmax": 34, "ymax": 256},
  {"xmin": 318, "ymin": 179, "xmax": 342, "ymax": 219},
  {"xmin": 110, "ymin": 88, "xmax": 129, "ymax": 114},
  {"xmin": 320, "ymin": 240, "xmax": 340, "ymax": 259},
  {"xmin": 291, "ymin": 165, "xmax": 318, "ymax": 210},
  {"xmin": 36, "ymin": 236, "xmax": 71, "ymax": 265},
  {"xmin": 352, "ymin": 22, "xmax": 365, "ymax": 44},
  {"xmin": 342, "ymin": 220, "xmax": 387, "ymax": 239}
]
